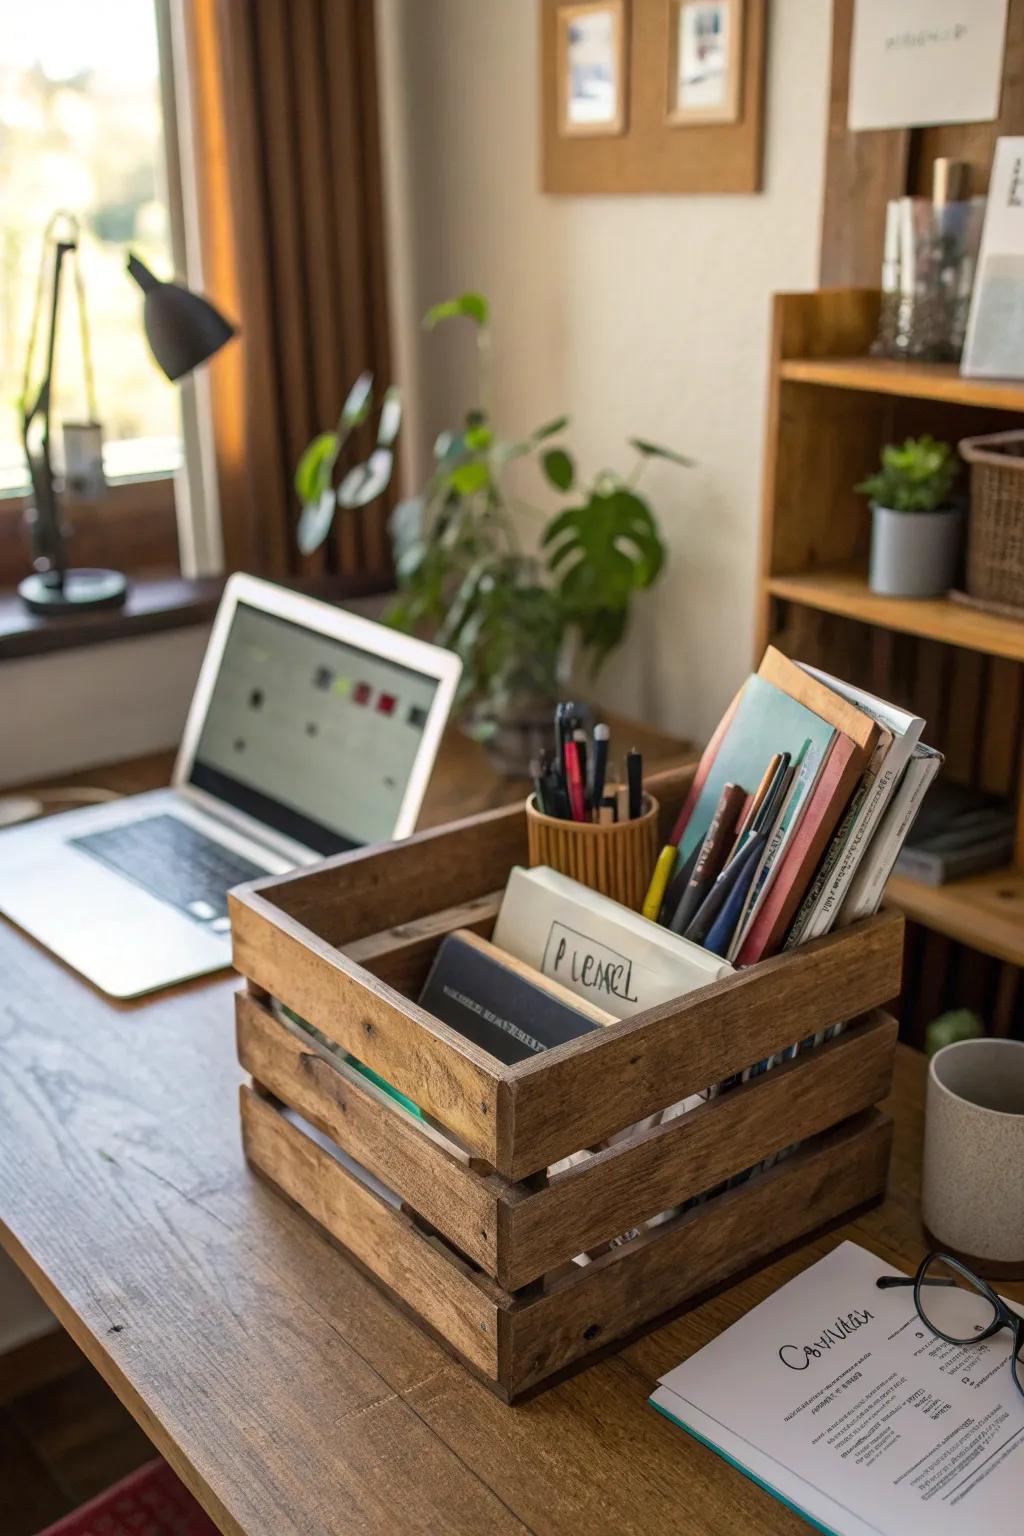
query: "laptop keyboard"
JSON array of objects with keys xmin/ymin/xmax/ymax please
[{"xmin": 69, "ymin": 814, "xmax": 268, "ymax": 926}]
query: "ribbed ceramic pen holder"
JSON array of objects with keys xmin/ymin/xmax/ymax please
[{"xmin": 525, "ymin": 792, "xmax": 660, "ymax": 911}]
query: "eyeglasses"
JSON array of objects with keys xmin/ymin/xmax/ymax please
[{"xmin": 877, "ymin": 1251, "xmax": 1024, "ymax": 1400}]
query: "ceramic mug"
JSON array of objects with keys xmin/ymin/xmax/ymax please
[{"xmin": 921, "ymin": 1038, "xmax": 1024, "ymax": 1268}]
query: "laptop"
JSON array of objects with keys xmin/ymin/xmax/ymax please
[{"xmin": 0, "ymin": 573, "xmax": 461, "ymax": 997}]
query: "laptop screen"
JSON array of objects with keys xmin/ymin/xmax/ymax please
[{"xmin": 188, "ymin": 602, "xmax": 441, "ymax": 854}]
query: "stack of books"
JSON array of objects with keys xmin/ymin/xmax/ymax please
[{"xmin": 645, "ymin": 647, "xmax": 942, "ymax": 958}]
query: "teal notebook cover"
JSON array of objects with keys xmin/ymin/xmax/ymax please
[{"xmin": 679, "ymin": 675, "xmax": 836, "ymax": 862}]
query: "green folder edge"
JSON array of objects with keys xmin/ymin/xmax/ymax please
[
  {"xmin": 649, "ymin": 1399, "xmax": 839, "ymax": 1536},
  {"xmin": 279, "ymin": 1003, "xmax": 423, "ymax": 1119}
]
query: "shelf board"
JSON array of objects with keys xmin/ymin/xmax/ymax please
[
  {"xmin": 766, "ymin": 570, "xmax": 1024, "ymax": 663},
  {"xmin": 886, "ymin": 868, "xmax": 1024, "ymax": 967},
  {"xmin": 778, "ymin": 356, "xmax": 1024, "ymax": 412}
]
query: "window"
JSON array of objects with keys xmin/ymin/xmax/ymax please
[{"xmin": 0, "ymin": 1, "xmax": 181, "ymax": 497}]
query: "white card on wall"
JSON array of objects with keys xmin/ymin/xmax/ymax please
[{"xmin": 848, "ymin": 0, "xmax": 1008, "ymax": 131}]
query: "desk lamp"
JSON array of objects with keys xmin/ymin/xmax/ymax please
[{"xmin": 19, "ymin": 227, "xmax": 236, "ymax": 615}]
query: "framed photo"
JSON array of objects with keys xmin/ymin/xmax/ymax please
[
  {"xmin": 556, "ymin": 1, "xmax": 628, "ymax": 137},
  {"xmin": 667, "ymin": 0, "xmax": 743, "ymax": 125}
]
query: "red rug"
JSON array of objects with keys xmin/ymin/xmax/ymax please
[{"xmin": 36, "ymin": 1458, "xmax": 220, "ymax": 1536}]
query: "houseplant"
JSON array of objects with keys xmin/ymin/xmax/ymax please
[
  {"xmin": 295, "ymin": 292, "xmax": 690, "ymax": 769},
  {"xmin": 856, "ymin": 435, "xmax": 961, "ymax": 598}
]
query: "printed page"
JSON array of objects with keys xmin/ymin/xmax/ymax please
[{"xmin": 651, "ymin": 1241, "xmax": 1022, "ymax": 1536}]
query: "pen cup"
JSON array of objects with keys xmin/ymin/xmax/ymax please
[{"xmin": 525, "ymin": 792, "xmax": 660, "ymax": 912}]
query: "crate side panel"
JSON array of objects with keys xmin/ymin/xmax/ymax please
[
  {"xmin": 240, "ymin": 1087, "xmax": 501, "ymax": 1377},
  {"xmin": 506, "ymin": 911, "xmax": 903, "ymax": 1179},
  {"xmin": 502, "ymin": 1011, "xmax": 896, "ymax": 1289},
  {"xmin": 505, "ymin": 1111, "xmax": 892, "ymax": 1396},
  {"xmin": 231, "ymin": 895, "xmax": 504, "ymax": 1165},
  {"xmin": 236, "ymin": 993, "xmax": 503, "ymax": 1275}
]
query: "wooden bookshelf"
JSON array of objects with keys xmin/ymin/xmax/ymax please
[{"xmin": 758, "ymin": 289, "xmax": 1024, "ymax": 1039}]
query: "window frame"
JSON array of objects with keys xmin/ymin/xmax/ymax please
[{"xmin": 0, "ymin": 0, "xmax": 223, "ymax": 589}]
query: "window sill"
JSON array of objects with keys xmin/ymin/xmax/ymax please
[{"xmin": 0, "ymin": 572, "xmax": 394, "ymax": 662}]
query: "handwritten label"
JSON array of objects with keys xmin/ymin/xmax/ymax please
[{"xmin": 541, "ymin": 921, "xmax": 639, "ymax": 1006}]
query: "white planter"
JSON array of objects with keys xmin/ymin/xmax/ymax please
[{"xmin": 868, "ymin": 503, "xmax": 962, "ymax": 598}]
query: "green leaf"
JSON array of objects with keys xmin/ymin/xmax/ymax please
[
  {"xmin": 629, "ymin": 438, "xmax": 694, "ymax": 468},
  {"xmin": 543, "ymin": 487, "xmax": 666, "ymax": 669},
  {"xmin": 450, "ymin": 460, "xmax": 490, "ymax": 496},
  {"xmin": 294, "ymin": 432, "xmax": 338, "ymax": 504},
  {"xmin": 532, "ymin": 416, "xmax": 569, "ymax": 442},
  {"xmin": 337, "ymin": 448, "xmax": 395, "ymax": 509},
  {"xmin": 377, "ymin": 386, "xmax": 402, "ymax": 447},
  {"xmin": 296, "ymin": 488, "xmax": 338, "ymax": 555},
  {"xmin": 423, "ymin": 291, "xmax": 489, "ymax": 329},
  {"xmin": 542, "ymin": 447, "xmax": 575, "ymax": 492},
  {"xmin": 464, "ymin": 424, "xmax": 493, "ymax": 451},
  {"xmin": 340, "ymin": 371, "xmax": 374, "ymax": 429}
]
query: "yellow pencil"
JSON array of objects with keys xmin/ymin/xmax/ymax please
[{"xmin": 642, "ymin": 844, "xmax": 677, "ymax": 921}]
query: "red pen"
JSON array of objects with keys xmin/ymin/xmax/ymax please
[{"xmin": 563, "ymin": 738, "xmax": 586, "ymax": 822}]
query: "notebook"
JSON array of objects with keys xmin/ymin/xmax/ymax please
[{"xmin": 491, "ymin": 865, "xmax": 732, "ymax": 1017}]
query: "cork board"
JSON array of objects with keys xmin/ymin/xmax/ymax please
[{"xmin": 540, "ymin": 0, "xmax": 766, "ymax": 194}]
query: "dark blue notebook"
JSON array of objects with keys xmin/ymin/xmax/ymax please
[{"xmin": 420, "ymin": 929, "xmax": 606, "ymax": 1065}]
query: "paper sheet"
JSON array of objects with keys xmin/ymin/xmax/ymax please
[{"xmin": 651, "ymin": 1241, "xmax": 1023, "ymax": 1536}]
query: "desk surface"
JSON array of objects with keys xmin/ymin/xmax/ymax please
[{"xmin": 2, "ymin": 728, "xmax": 1016, "ymax": 1536}]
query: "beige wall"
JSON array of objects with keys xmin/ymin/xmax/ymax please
[{"xmin": 377, "ymin": 0, "xmax": 831, "ymax": 743}]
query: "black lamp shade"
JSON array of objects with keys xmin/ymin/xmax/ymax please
[{"xmin": 127, "ymin": 253, "xmax": 236, "ymax": 382}]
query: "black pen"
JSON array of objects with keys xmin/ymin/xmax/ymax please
[
  {"xmin": 591, "ymin": 722, "xmax": 609, "ymax": 809},
  {"xmin": 573, "ymin": 728, "xmax": 589, "ymax": 810},
  {"xmin": 627, "ymin": 748, "xmax": 643, "ymax": 820}
]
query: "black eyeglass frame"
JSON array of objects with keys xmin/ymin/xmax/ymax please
[{"xmin": 877, "ymin": 1251, "xmax": 1024, "ymax": 1399}]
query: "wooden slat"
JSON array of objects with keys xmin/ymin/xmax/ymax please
[
  {"xmin": 501, "ymin": 1012, "xmax": 896, "ymax": 1290},
  {"xmin": 235, "ymin": 992, "xmax": 502, "ymax": 1273},
  {"xmin": 342, "ymin": 891, "xmax": 502, "ymax": 995},
  {"xmin": 240, "ymin": 1087, "xmax": 502, "ymax": 1377},
  {"xmin": 242, "ymin": 800, "xmax": 531, "ymax": 946},
  {"xmin": 504, "ymin": 1111, "xmax": 892, "ymax": 1397},
  {"xmin": 504, "ymin": 912, "xmax": 903, "ymax": 1180},
  {"xmin": 231, "ymin": 893, "xmax": 508, "ymax": 1164}
]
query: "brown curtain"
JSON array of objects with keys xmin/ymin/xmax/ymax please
[{"xmin": 182, "ymin": 0, "xmax": 393, "ymax": 582}]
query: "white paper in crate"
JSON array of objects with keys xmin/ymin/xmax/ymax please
[{"xmin": 492, "ymin": 865, "xmax": 732, "ymax": 1019}]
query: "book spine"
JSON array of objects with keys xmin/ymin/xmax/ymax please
[
  {"xmin": 736, "ymin": 737, "xmax": 860, "ymax": 966},
  {"xmin": 802, "ymin": 751, "xmax": 900, "ymax": 939},
  {"xmin": 841, "ymin": 756, "xmax": 941, "ymax": 921}
]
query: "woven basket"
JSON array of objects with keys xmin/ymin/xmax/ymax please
[{"xmin": 959, "ymin": 431, "xmax": 1024, "ymax": 614}]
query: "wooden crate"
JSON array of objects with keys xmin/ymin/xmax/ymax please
[{"xmin": 229, "ymin": 764, "xmax": 902, "ymax": 1401}]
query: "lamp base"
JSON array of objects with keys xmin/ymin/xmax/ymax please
[{"xmin": 19, "ymin": 568, "xmax": 128, "ymax": 615}]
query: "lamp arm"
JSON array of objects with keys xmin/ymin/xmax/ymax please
[{"xmin": 22, "ymin": 239, "xmax": 74, "ymax": 588}]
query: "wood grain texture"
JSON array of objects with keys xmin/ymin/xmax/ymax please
[
  {"xmin": 502, "ymin": 1011, "xmax": 897, "ymax": 1289},
  {"xmin": 540, "ymin": 0, "xmax": 765, "ymax": 194},
  {"xmin": 230, "ymin": 892, "xmax": 508, "ymax": 1165},
  {"xmin": 504, "ymin": 911, "xmax": 903, "ymax": 1179},
  {"xmin": 236, "ymin": 991, "xmax": 501, "ymax": 1271},
  {"xmin": 240, "ymin": 1087, "xmax": 502, "ymax": 1377},
  {"xmin": 504, "ymin": 1111, "xmax": 893, "ymax": 1396},
  {"xmin": 0, "ymin": 845, "xmax": 998, "ymax": 1536},
  {"xmin": 341, "ymin": 891, "xmax": 503, "ymax": 994}
]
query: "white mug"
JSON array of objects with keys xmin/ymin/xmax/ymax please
[{"xmin": 921, "ymin": 1038, "xmax": 1024, "ymax": 1267}]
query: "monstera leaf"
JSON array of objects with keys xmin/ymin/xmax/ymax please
[{"xmin": 543, "ymin": 486, "xmax": 666, "ymax": 666}]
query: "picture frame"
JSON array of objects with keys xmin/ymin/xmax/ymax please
[
  {"xmin": 556, "ymin": 1, "xmax": 628, "ymax": 138},
  {"xmin": 666, "ymin": 0, "xmax": 743, "ymax": 126}
]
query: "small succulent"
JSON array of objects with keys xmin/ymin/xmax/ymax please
[{"xmin": 856, "ymin": 435, "xmax": 958, "ymax": 514}]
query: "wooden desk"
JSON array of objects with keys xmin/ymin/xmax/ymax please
[{"xmin": 2, "ymin": 731, "xmax": 1017, "ymax": 1536}]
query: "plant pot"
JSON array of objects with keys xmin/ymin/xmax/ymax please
[
  {"xmin": 868, "ymin": 503, "xmax": 962, "ymax": 598},
  {"xmin": 462, "ymin": 694, "xmax": 557, "ymax": 779}
]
